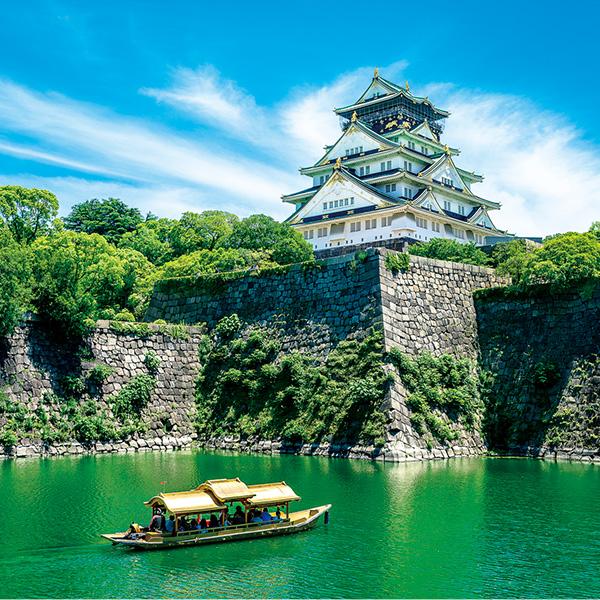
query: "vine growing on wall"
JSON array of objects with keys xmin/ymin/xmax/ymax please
[
  {"xmin": 194, "ymin": 323, "xmax": 390, "ymax": 446},
  {"xmin": 389, "ymin": 348, "xmax": 483, "ymax": 444}
]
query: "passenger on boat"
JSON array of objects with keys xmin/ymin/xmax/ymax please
[
  {"xmin": 148, "ymin": 509, "xmax": 164, "ymax": 531},
  {"xmin": 209, "ymin": 514, "xmax": 219, "ymax": 528},
  {"xmin": 275, "ymin": 507, "xmax": 282, "ymax": 521},
  {"xmin": 178, "ymin": 516, "xmax": 189, "ymax": 531},
  {"xmin": 250, "ymin": 510, "xmax": 263, "ymax": 524},
  {"xmin": 165, "ymin": 515, "xmax": 175, "ymax": 534},
  {"xmin": 197, "ymin": 518, "xmax": 208, "ymax": 532},
  {"xmin": 261, "ymin": 508, "xmax": 272, "ymax": 523},
  {"xmin": 223, "ymin": 507, "xmax": 231, "ymax": 526},
  {"xmin": 231, "ymin": 506, "xmax": 245, "ymax": 525}
]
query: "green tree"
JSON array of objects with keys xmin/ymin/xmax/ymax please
[
  {"xmin": 0, "ymin": 185, "xmax": 59, "ymax": 244},
  {"xmin": 30, "ymin": 232, "xmax": 156, "ymax": 335},
  {"xmin": 169, "ymin": 211, "xmax": 239, "ymax": 256},
  {"xmin": 493, "ymin": 239, "xmax": 531, "ymax": 283},
  {"xmin": 521, "ymin": 232, "xmax": 600, "ymax": 288},
  {"xmin": 159, "ymin": 248, "xmax": 246, "ymax": 278},
  {"xmin": 225, "ymin": 214, "xmax": 313, "ymax": 264},
  {"xmin": 0, "ymin": 229, "xmax": 31, "ymax": 336},
  {"xmin": 118, "ymin": 218, "xmax": 175, "ymax": 266},
  {"xmin": 409, "ymin": 238, "xmax": 491, "ymax": 266},
  {"xmin": 63, "ymin": 198, "xmax": 143, "ymax": 244}
]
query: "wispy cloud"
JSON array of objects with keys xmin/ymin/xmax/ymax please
[{"xmin": 0, "ymin": 78, "xmax": 298, "ymax": 217}]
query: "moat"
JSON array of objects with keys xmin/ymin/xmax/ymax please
[{"xmin": 1, "ymin": 450, "xmax": 598, "ymax": 598}]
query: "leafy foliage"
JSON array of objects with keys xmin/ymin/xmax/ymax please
[
  {"xmin": 64, "ymin": 197, "xmax": 144, "ymax": 244},
  {"xmin": 194, "ymin": 328, "xmax": 388, "ymax": 444},
  {"xmin": 409, "ymin": 238, "xmax": 491, "ymax": 266},
  {"xmin": 384, "ymin": 252, "xmax": 410, "ymax": 273},
  {"xmin": 0, "ymin": 185, "xmax": 58, "ymax": 244},
  {"xmin": 169, "ymin": 211, "xmax": 239, "ymax": 255},
  {"xmin": 389, "ymin": 348, "xmax": 482, "ymax": 443}
]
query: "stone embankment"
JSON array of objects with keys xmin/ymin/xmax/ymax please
[
  {"xmin": 6, "ymin": 249, "xmax": 600, "ymax": 464},
  {"xmin": 1, "ymin": 250, "xmax": 509, "ymax": 461},
  {"xmin": 475, "ymin": 285, "xmax": 600, "ymax": 463}
]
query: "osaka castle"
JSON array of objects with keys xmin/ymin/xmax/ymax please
[{"xmin": 282, "ymin": 69, "xmax": 504, "ymax": 252}]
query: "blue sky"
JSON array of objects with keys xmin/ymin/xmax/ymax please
[{"xmin": 1, "ymin": 0, "xmax": 599, "ymax": 237}]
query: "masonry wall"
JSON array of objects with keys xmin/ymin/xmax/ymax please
[
  {"xmin": 475, "ymin": 286, "xmax": 600, "ymax": 462},
  {"xmin": 0, "ymin": 250, "xmax": 515, "ymax": 462},
  {"xmin": 0, "ymin": 319, "xmax": 203, "ymax": 458}
]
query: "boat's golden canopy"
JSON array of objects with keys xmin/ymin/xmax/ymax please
[
  {"xmin": 144, "ymin": 489, "xmax": 226, "ymax": 514},
  {"xmin": 196, "ymin": 478, "xmax": 255, "ymax": 502},
  {"xmin": 246, "ymin": 482, "xmax": 301, "ymax": 507}
]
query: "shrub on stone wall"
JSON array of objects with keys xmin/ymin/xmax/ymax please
[
  {"xmin": 194, "ymin": 325, "xmax": 389, "ymax": 445},
  {"xmin": 389, "ymin": 348, "xmax": 483, "ymax": 444}
]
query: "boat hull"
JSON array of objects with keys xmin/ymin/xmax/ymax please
[{"xmin": 101, "ymin": 504, "xmax": 331, "ymax": 550}]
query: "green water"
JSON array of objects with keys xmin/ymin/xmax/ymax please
[{"xmin": 1, "ymin": 451, "xmax": 599, "ymax": 598}]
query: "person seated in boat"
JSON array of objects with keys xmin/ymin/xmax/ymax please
[
  {"xmin": 261, "ymin": 507, "xmax": 272, "ymax": 523},
  {"xmin": 178, "ymin": 516, "xmax": 189, "ymax": 531},
  {"xmin": 275, "ymin": 507, "xmax": 282, "ymax": 521},
  {"xmin": 231, "ymin": 506, "xmax": 245, "ymax": 525},
  {"xmin": 197, "ymin": 517, "xmax": 208, "ymax": 532},
  {"xmin": 250, "ymin": 510, "xmax": 263, "ymax": 524},
  {"xmin": 209, "ymin": 514, "xmax": 220, "ymax": 528},
  {"xmin": 124, "ymin": 522, "xmax": 143, "ymax": 539},
  {"xmin": 165, "ymin": 514, "xmax": 176, "ymax": 534},
  {"xmin": 148, "ymin": 509, "xmax": 164, "ymax": 531}
]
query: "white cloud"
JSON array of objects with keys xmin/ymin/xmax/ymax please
[
  {"xmin": 429, "ymin": 85, "xmax": 600, "ymax": 237},
  {"xmin": 0, "ymin": 78, "xmax": 298, "ymax": 216}
]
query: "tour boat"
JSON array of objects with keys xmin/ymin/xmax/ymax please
[{"xmin": 101, "ymin": 478, "xmax": 331, "ymax": 550}]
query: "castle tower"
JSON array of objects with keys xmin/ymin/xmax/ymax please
[{"xmin": 282, "ymin": 69, "xmax": 503, "ymax": 252}]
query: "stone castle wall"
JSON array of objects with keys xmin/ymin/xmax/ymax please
[
  {"xmin": 475, "ymin": 286, "xmax": 600, "ymax": 462},
  {"xmin": 0, "ymin": 250, "xmax": 510, "ymax": 461}
]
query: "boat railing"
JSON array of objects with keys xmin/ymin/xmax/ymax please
[{"xmin": 172, "ymin": 518, "xmax": 291, "ymax": 537}]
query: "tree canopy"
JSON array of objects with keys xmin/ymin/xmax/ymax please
[
  {"xmin": 63, "ymin": 197, "xmax": 144, "ymax": 244},
  {"xmin": 0, "ymin": 185, "xmax": 58, "ymax": 244}
]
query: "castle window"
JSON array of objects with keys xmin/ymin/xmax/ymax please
[
  {"xmin": 303, "ymin": 230, "xmax": 314, "ymax": 240},
  {"xmin": 453, "ymin": 228, "xmax": 465, "ymax": 239},
  {"xmin": 431, "ymin": 222, "xmax": 441, "ymax": 233},
  {"xmin": 323, "ymin": 203, "xmax": 327, "ymax": 211},
  {"xmin": 350, "ymin": 197, "xmax": 355, "ymax": 205},
  {"xmin": 407, "ymin": 141, "xmax": 416, "ymax": 150},
  {"xmin": 404, "ymin": 187, "xmax": 412, "ymax": 199},
  {"xmin": 344, "ymin": 198, "xmax": 349, "ymax": 206},
  {"xmin": 320, "ymin": 176, "xmax": 325, "ymax": 184},
  {"xmin": 365, "ymin": 219, "xmax": 376, "ymax": 230},
  {"xmin": 404, "ymin": 161, "xmax": 413, "ymax": 172},
  {"xmin": 359, "ymin": 167, "xmax": 364, "ymax": 176},
  {"xmin": 350, "ymin": 222, "xmax": 361, "ymax": 233},
  {"xmin": 444, "ymin": 200, "xmax": 452, "ymax": 211},
  {"xmin": 442, "ymin": 177, "xmax": 452, "ymax": 186},
  {"xmin": 458, "ymin": 205, "xmax": 465, "ymax": 215},
  {"xmin": 380, "ymin": 162, "xmax": 386, "ymax": 171},
  {"xmin": 365, "ymin": 166, "xmax": 370, "ymax": 174},
  {"xmin": 334, "ymin": 200, "xmax": 338, "ymax": 208},
  {"xmin": 317, "ymin": 227, "xmax": 328, "ymax": 238},
  {"xmin": 382, "ymin": 217, "xmax": 391, "ymax": 227},
  {"xmin": 416, "ymin": 217, "xmax": 428, "ymax": 229},
  {"xmin": 386, "ymin": 160, "xmax": 392, "ymax": 170}
]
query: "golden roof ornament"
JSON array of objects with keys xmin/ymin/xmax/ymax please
[
  {"xmin": 374, "ymin": 66, "xmax": 379, "ymax": 78},
  {"xmin": 351, "ymin": 111, "xmax": 358, "ymax": 122},
  {"xmin": 334, "ymin": 157, "xmax": 342, "ymax": 169},
  {"xmin": 444, "ymin": 144, "xmax": 450, "ymax": 154},
  {"xmin": 405, "ymin": 81, "xmax": 410, "ymax": 91}
]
